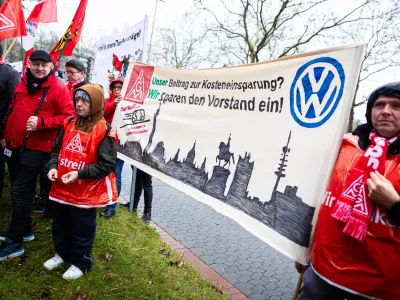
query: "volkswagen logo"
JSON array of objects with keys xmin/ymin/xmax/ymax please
[{"xmin": 290, "ymin": 57, "xmax": 345, "ymax": 128}]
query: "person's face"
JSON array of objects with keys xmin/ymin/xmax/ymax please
[
  {"xmin": 29, "ymin": 60, "xmax": 53, "ymax": 79},
  {"xmin": 111, "ymin": 83, "xmax": 123, "ymax": 96},
  {"xmin": 75, "ymin": 97, "xmax": 91, "ymax": 118},
  {"xmin": 66, "ymin": 66, "xmax": 85, "ymax": 84},
  {"xmin": 371, "ymin": 96, "xmax": 400, "ymax": 139}
]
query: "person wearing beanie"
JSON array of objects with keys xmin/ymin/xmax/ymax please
[
  {"xmin": 0, "ymin": 50, "xmax": 74, "ymax": 261},
  {"xmin": 65, "ymin": 59, "xmax": 87, "ymax": 94},
  {"xmin": 296, "ymin": 82, "xmax": 400, "ymax": 299},
  {"xmin": 44, "ymin": 84, "xmax": 118, "ymax": 280},
  {"xmin": 0, "ymin": 44, "xmax": 20, "ymax": 202}
]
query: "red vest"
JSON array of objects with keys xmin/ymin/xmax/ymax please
[
  {"xmin": 311, "ymin": 133, "xmax": 400, "ymax": 300},
  {"xmin": 49, "ymin": 118, "xmax": 118, "ymax": 208}
]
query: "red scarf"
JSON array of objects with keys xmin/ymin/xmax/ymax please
[
  {"xmin": 67, "ymin": 80, "xmax": 84, "ymax": 91},
  {"xmin": 0, "ymin": 58, "xmax": 4, "ymax": 65},
  {"xmin": 331, "ymin": 132, "xmax": 396, "ymax": 241}
]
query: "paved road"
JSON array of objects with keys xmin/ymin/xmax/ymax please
[{"xmin": 120, "ymin": 166, "xmax": 299, "ymax": 300}]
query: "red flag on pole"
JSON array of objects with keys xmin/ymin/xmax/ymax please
[
  {"xmin": 112, "ymin": 54, "xmax": 123, "ymax": 72},
  {"xmin": 27, "ymin": 0, "xmax": 57, "ymax": 23},
  {"xmin": 0, "ymin": 0, "xmax": 27, "ymax": 41},
  {"xmin": 49, "ymin": 0, "xmax": 88, "ymax": 66}
]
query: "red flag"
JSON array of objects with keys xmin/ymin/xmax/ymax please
[
  {"xmin": 0, "ymin": 0, "xmax": 27, "ymax": 41},
  {"xmin": 27, "ymin": 0, "xmax": 57, "ymax": 23},
  {"xmin": 112, "ymin": 54, "xmax": 123, "ymax": 72},
  {"xmin": 22, "ymin": 48, "xmax": 33, "ymax": 75},
  {"xmin": 49, "ymin": 0, "xmax": 88, "ymax": 65}
]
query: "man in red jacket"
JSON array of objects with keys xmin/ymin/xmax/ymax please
[
  {"xmin": 297, "ymin": 82, "xmax": 400, "ymax": 299},
  {"xmin": 0, "ymin": 50, "xmax": 74, "ymax": 261}
]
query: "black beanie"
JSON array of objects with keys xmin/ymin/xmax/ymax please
[
  {"xmin": 66, "ymin": 59, "xmax": 86, "ymax": 72},
  {"xmin": 365, "ymin": 82, "xmax": 400, "ymax": 126}
]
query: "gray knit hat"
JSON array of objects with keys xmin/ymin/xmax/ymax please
[{"xmin": 66, "ymin": 59, "xmax": 86, "ymax": 72}]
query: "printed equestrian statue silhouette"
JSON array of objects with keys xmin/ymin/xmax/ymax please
[{"xmin": 216, "ymin": 134, "xmax": 235, "ymax": 168}]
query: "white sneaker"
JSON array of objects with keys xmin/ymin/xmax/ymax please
[
  {"xmin": 44, "ymin": 254, "xmax": 64, "ymax": 271},
  {"xmin": 62, "ymin": 265, "xmax": 84, "ymax": 280},
  {"xmin": 118, "ymin": 197, "xmax": 129, "ymax": 205}
]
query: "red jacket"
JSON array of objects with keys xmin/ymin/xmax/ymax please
[
  {"xmin": 104, "ymin": 93, "xmax": 117, "ymax": 124},
  {"xmin": 104, "ymin": 78, "xmax": 123, "ymax": 124},
  {"xmin": 4, "ymin": 74, "xmax": 74, "ymax": 153},
  {"xmin": 311, "ymin": 133, "xmax": 400, "ymax": 300}
]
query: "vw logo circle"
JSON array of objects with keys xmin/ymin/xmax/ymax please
[{"xmin": 290, "ymin": 57, "xmax": 345, "ymax": 128}]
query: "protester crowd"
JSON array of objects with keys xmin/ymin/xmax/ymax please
[
  {"xmin": 0, "ymin": 46, "xmax": 399, "ymax": 300},
  {"xmin": 0, "ymin": 49, "xmax": 153, "ymax": 280}
]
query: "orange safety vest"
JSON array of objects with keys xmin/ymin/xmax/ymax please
[
  {"xmin": 311, "ymin": 133, "xmax": 400, "ymax": 300},
  {"xmin": 49, "ymin": 118, "xmax": 118, "ymax": 208}
]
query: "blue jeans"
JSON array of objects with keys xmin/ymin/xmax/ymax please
[{"xmin": 107, "ymin": 158, "xmax": 124, "ymax": 211}]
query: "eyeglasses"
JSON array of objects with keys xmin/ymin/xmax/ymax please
[
  {"xmin": 112, "ymin": 86, "xmax": 123, "ymax": 90},
  {"xmin": 66, "ymin": 70, "xmax": 81, "ymax": 75}
]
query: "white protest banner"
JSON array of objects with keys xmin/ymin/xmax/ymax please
[
  {"xmin": 92, "ymin": 17, "xmax": 148, "ymax": 96},
  {"xmin": 19, "ymin": 21, "xmax": 37, "ymax": 51},
  {"xmin": 9, "ymin": 60, "xmax": 22, "ymax": 75},
  {"xmin": 113, "ymin": 45, "xmax": 365, "ymax": 263}
]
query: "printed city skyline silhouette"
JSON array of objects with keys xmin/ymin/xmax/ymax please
[{"xmin": 119, "ymin": 104, "xmax": 315, "ymax": 246}]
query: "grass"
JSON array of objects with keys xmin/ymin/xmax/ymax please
[{"xmin": 0, "ymin": 178, "xmax": 227, "ymax": 299}]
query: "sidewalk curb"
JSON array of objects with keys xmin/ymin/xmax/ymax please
[{"xmin": 148, "ymin": 221, "xmax": 249, "ymax": 300}]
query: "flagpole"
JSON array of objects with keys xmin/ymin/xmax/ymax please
[
  {"xmin": 20, "ymin": 36, "xmax": 23, "ymax": 61},
  {"xmin": 3, "ymin": 38, "xmax": 17, "ymax": 60}
]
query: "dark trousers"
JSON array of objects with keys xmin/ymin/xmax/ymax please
[
  {"xmin": 0, "ymin": 150, "xmax": 5, "ymax": 200},
  {"xmin": 298, "ymin": 267, "xmax": 368, "ymax": 300},
  {"xmin": 132, "ymin": 168, "xmax": 153, "ymax": 213},
  {"xmin": 49, "ymin": 201, "xmax": 96, "ymax": 272},
  {"xmin": 6, "ymin": 148, "xmax": 49, "ymax": 243},
  {"xmin": 39, "ymin": 165, "xmax": 51, "ymax": 205}
]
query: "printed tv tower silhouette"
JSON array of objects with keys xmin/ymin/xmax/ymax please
[{"xmin": 265, "ymin": 131, "xmax": 292, "ymax": 207}]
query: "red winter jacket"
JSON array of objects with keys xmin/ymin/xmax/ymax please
[
  {"xmin": 104, "ymin": 78, "xmax": 124, "ymax": 124},
  {"xmin": 4, "ymin": 74, "xmax": 74, "ymax": 153},
  {"xmin": 104, "ymin": 94, "xmax": 117, "ymax": 124}
]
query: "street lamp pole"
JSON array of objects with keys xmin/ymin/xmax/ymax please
[{"xmin": 147, "ymin": 0, "xmax": 164, "ymax": 64}]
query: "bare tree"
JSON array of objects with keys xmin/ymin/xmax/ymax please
[
  {"xmin": 150, "ymin": 14, "xmax": 210, "ymax": 69},
  {"xmin": 194, "ymin": 0, "xmax": 398, "ymax": 64},
  {"xmin": 337, "ymin": 3, "xmax": 400, "ymax": 131}
]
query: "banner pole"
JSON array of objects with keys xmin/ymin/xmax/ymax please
[
  {"xmin": 3, "ymin": 38, "xmax": 17, "ymax": 60},
  {"xmin": 129, "ymin": 166, "xmax": 137, "ymax": 213},
  {"xmin": 292, "ymin": 269, "xmax": 305, "ymax": 300}
]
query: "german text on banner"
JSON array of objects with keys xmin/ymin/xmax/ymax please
[
  {"xmin": 113, "ymin": 45, "xmax": 365, "ymax": 263},
  {"xmin": 92, "ymin": 17, "xmax": 148, "ymax": 96}
]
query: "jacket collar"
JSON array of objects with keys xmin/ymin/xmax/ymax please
[
  {"xmin": 22, "ymin": 72, "xmax": 55, "ymax": 88},
  {"xmin": 352, "ymin": 124, "xmax": 400, "ymax": 156}
]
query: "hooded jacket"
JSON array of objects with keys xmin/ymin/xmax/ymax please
[
  {"xmin": 4, "ymin": 72, "xmax": 74, "ymax": 153},
  {"xmin": 48, "ymin": 84, "xmax": 118, "ymax": 207},
  {"xmin": 104, "ymin": 78, "xmax": 124, "ymax": 124},
  {"xmin": 73, "ymin": 84, "xmax": 105, "ymax": 133}
]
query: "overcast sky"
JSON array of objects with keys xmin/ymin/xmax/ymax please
[
  {"xmin": 25, "ymin": 0, "xmax": 192, "ymax": 38},
  {"xmin": 22, "ymin": 0, "xmax": 399, "ymax": 122}
]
